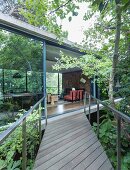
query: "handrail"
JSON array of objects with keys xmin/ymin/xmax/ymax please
[
  {"xmin": 92, "ymin": 96, "xmax": 130, "ymax": 123},
  {"xmin": 0, "ymin": 97, "xmax": 45, "ymax": 144},
  {"xmin": 46, "ymin": 86, "xmax": 58, "ymax": 88},
  {"xmin": 84, "ymin": 91, "xmax": 129, "ymax": 170},
  {"xmin": 0, "ymin": 96, "xmax": 47, "ymax": 170}
]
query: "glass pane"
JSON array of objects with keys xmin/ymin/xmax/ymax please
[{"xmin": 46, "ymin": 73, "xmax": 58, "ymax": 94}]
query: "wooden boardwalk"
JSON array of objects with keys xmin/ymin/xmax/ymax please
[{"xmin": 34, "ymin": 112, "xmax": 113, "ymax": 170}]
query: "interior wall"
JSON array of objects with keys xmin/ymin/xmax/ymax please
[{"xmin": 62, "ymin": 71, "xmax": 90, "ymax": 93}]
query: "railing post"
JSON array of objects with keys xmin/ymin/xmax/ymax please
[
  {"xmin": 45, "ymin": 97, "xmax": 47, "ymax": 126},
  {"xmin": 117, "ymin": 116, "xmax": 121, "ymax": 170},
  {"xmin": 97, "ymin": 101, "xmax": 99, "ymax": 138},
  {"xmin": 22, "ymin": 118, "xmax": 27, "ymax": 170},
  {"xmin": 39, "ymin": 103, "xmax": 42, "ymax": 143},
  {"xmin": 89, "ymin": 94, "xmax": 91, "ymax": 121},
  {"xmin": 84, "ymin": 92, "xmax": 87, "ymax": 115}
]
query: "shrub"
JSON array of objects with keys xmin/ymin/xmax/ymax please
[{"xmin": 0, "ymin": 109, "xmax": 40, "ymax": 170}]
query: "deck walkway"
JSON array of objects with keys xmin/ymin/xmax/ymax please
[{"xmin": 34, "ymin": 112, "xmax": 113, "ymax": 170}]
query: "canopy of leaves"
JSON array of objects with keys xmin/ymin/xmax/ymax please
[
  {"xmin": 18, "ymin": 0, "xmax": 81, "ymax": 38},
  {"xmin": 53, "ymin": 51, "xmax": 112, "ymax": 83},
  {"xmin": 0, "ymin": 30, "xmax": 42, "ymax": 71}
]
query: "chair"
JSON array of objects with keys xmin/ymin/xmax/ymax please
[
  {"xmin": 47, "ymin": 94, "xmax": 51, "ymax": 103},
  {"xmin": 64, "ymin": 90, "xmax": 77, "ymax": 102},
  {"xmin": 77, "ymin": 90, "xmax": 84, "ymax": 100}
]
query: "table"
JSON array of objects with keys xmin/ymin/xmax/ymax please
[
  {"xmin": 51, "ymin": 95, "xmax": 58, "ymax": 105},
  {"xmin": 10, "ymin": 93, "xmax": 35, "ymax": 109}
]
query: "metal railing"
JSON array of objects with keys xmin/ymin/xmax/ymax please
[
  {"xmin": 84, "ymin": 91, "xmax": 130, "ymax": 170},
  {"xmin": 0, "ymin": 96, "xmax": 47, "ymax": 170}
]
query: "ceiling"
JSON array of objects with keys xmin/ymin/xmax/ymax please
[
  {"xmin": 0, "ymin": 13, "xmax": 85, "ymax": 73},
  {"xmin": 46, "ymin": 44, "xmax": 83, "ymax": 73}
]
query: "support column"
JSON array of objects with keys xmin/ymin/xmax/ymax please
[
  {"xmin": 2, "ymin": 69, "xmax": 4, "ymax": 94},
  {"xmin": 42, "ymin": 41, "xmax": 47, "ymax": 119},
  {"xmin": 25, "ymin": 71, "xmax": 28, "ymax": 92},
  {"xmin": 93, "ymin": 76, "xmax": 96, "ymax": 98},
  {"xmin": 58, "ymin": 73, "xmax": 60, "ymax": 95}
]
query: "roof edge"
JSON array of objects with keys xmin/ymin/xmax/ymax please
[{"xmin": 0, "ymin": 13, "xmax": 85, "ymax": 55}]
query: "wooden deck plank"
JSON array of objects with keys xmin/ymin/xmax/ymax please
[
  {"xmin": 42, "ymin": 123, "xmax": 90, "ymax": 145},
  {"xmin": 46, "ymin": 114, "xmax": 84, "ymax": 131},
  {"xmin": 86, "ymin": 151, "xmax": 109, "ymax": 170},
  {"xmin": 43, "ymin": 119, "xmax": 90, "ymax": 141},
  {"xmin": 36, "ymin": 136, "xmax": 97, "ymax": 170},
  {"xmin": 46, "ymin": 113, "xmax": 83, "ymax": 128},
  {"xmin": 43, "ymin": 115, "xmax": 88, "ymax": 138},
  {"xmin": 36, "ymin": 130, "xmax": 93, "ymax": 161},
  {"xmin": 98, "ymin": 159, "xmax": 114, "ymax": 170},
  {"xmin": 47, "ymin": 139, "xmax": 100, "ymax": 170},
  {"xmin": 41, "ymin": 125, "xmax": 91, "ymax": 149},
  {"xmin": 38, "ymin": 126, "xmax": 92, "ymax": 155},
  {"xmin": 73, "ymin": 145, "xmax": 104, "ymax": 170},
  {"xmin": 46, "ymin": 137, "xmax": 98, "ymax": 170},
  {"xmin": 33, "ymin": 112, "xmax": 113, "ymax": 170},
  {"xmin": 60, "ymin": 141, "xmax": 101, "ymax": 170}
]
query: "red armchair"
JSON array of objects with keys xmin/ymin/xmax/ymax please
[
  {"xmin": 77, "ymin": 90, "xmax": 84, "ymax": 100},
  {"xmin": 64, "ymin": 90, "xmax": 77, "ymax": 101}
]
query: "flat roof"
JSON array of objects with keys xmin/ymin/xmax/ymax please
[
  {"xmin": 0, "ymin": 13, "xmax": 85, "ymax": 55},
  {"xmin": 0, "ymin": 13, "xmax": 86, "ymax": 73}
]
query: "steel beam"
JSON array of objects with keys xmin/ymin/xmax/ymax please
[{"xmin": 42, "ymin": 41, "xmax": 47, "ymax": 121}]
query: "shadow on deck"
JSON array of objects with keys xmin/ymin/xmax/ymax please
[{"xmin": 33, "ymin": 112, "xmax": 113, "ymax": 170}]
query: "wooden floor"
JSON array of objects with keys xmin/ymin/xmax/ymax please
[
  {"xmin": 47, "ymin": 101, "xmax": 85, "ymax": 116},
  {"xmin": 34, "ymin": 112, "xmax": 113, "ymax": 170}
]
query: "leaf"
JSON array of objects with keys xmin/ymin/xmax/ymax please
[
  {"xmin": 7, "ymin": 151, "xmax": 15, "ymax": 163},
  {"xmin": 93, "ymin": 122, "xmax": 97, "ymax": 127},
  {"xmin": 99, "ymin": 2, "xmax": 104, "ymax": 12},
  {"xmin": 122, "ymin": 163, "xmax": 129, "ymax": 170},
  {"xmin": 68, "ymin": 16, "xmax": 72, "ymax": 22},
  {"xmin": 122, "ymin": 0, "xmax": 130, "ymax": 11},
  {"xmin": 72, "ymin": 11, "xmax": 78, "ymax": 16},
  {"xmin": 12, "ymin": 160, "xmax": 21, "ymax": 169},
  {"xmin": 92, "ymin": 0, "xmax": 102, "ymax": 6},
  {"xmin": 7, "ymin": 160, "xmax": 14, "ymax": 170},
  {"xmin": 0, "ymin": 159, "xmax": 6, "ymax": 169},
  {"xmin": 54, "ymin": 0, "xmax": 59, "ymax": 5},
  {"xmin": 115, "ymin": 0, "xmax": 120, "ymax": 4}
]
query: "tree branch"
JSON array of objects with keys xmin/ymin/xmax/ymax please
[{"xmin": 48, "ymin": 0, "xmax": 72, "ymax": 15}]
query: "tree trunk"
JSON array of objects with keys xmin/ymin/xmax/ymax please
[{"xmin": 108, "ymin": 2, "xmax": 122, "ymax": 106}]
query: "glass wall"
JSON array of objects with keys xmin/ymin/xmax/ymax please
[
  {"xmin": 0, "ymin": 69, "xmax": 43, "ymax": 94},
  {"xmin": 46, "ymin": 73, "xmax": 62, "ymax": 94},
  {"xmin": 0, "ymin": 69, "xmax": 3, "ymax": 98},
  {"xmin": 0, "ymin": 29, "xmax": 43, "ymax": 114}
]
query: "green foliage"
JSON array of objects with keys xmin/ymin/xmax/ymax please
[
  {"xmin": 0, "ymin": 100, "xmax": 19, "ymax": 112},
  {"xmin": 0, "ymin": 31, "xmax": 42, "ymax": 71},
  {"xmin": 0, "ymin": 31, "xmax": 43, "ymax": 94},
  {"xmin": 93, "ymin": 109, "xmax": 130, "ymax": 169},
  {"xmin": 53, "ymin": 51, "xmax": 111, "ymax": 84},
  {"xmin": 0, "ymin": 99, "xmax": 22, "ymax": 126},
  {"xmin": 46, "ymin": 72, "xmax": 62, "ymax": 94},
  {"xmin": 19, "ymin": 0, "xmax": 71, "ymax": 38},
  {"xmin": 6, "ymin": 160, "xmax": 21, "ymax": 170},
  {"xmin": 0, "ymin": 108, "xmax": 40, "ymax": 169}
]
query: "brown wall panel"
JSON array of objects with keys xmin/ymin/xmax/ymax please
[{"xmin": 62, "ymin": 71, "xmax": 90, "ymax": 93}]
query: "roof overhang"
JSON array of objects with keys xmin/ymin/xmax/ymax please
[{"xmin": 0, "ymin": 13, "xmax": 86, "ymax": 73}]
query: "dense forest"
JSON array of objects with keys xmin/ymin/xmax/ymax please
[{"xmin": 0, "ymin": 0, "xmax": 130, "ymax": 169}]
